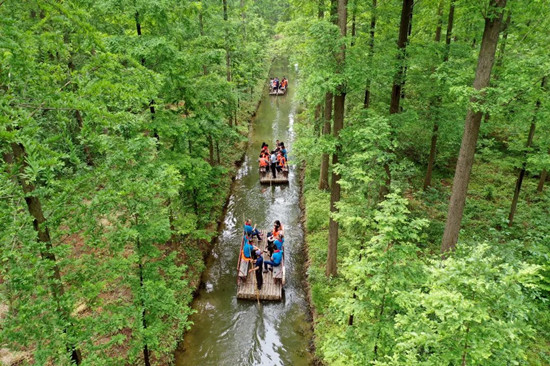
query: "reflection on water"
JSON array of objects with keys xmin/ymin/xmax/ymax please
[{"xmin": 174, "ymin": 60, "xmax": 312, "ymax": 366}]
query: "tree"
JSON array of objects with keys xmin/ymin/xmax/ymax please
[
  {"xmin": 508, "ymin": 76, "xmax": 546, "ymax": 226},
  {"xmin": 326, "ymin": 0, "xmax": 347, "ymax": 277},
  {"xmin": 379, "ymin": 0, "xmax": 414, "ymax": 199},
  {"xmin": 441, "ymin": 0, "xmax": 507, "ymax": 253}
]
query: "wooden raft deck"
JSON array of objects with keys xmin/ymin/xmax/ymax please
[
  {"xmin": 237, "ymin": 230, "xmax": 284, "ymax": 301},
  {"xmin": 269, "ymin": 88, "xmax": 287, "ymax": 95},
  {"xmin": 259, "ymin": 167, "xmax": 289, "ymax": 184}
]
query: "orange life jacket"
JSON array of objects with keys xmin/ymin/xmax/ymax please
[
  {"xmin": 260, "ymin": 157, "xmax": 268, "ymax": 167},
  {"xmin": 277, "ymin": 155, "xmax": 286, "ymax": 167}
]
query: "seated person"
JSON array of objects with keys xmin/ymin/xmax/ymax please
[
  {"xmin": 263, "ymin": 248, "xmax": 283, "ymax": 273},
  {"xmin": 274, "ymin": 234, "xmax": 284, "ymax": 251},
  {"xmin": 244, "ymin": 219, "xmax": 262, "ymax": 240},
  {"xmin": 267, "ymin": 220, "xmax": 283, "ymax": 242},
  {"xmin": 243, "ymin": 234, "xmax": 259, "ymax": 261}
]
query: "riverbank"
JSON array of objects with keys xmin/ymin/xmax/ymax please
[{"xmin": 295, "ymin": 107, "xmax": 550, "ymax": 364}]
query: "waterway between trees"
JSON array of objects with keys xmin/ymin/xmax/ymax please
[{"xmin": 174, "ymin": 60, "xmax": 314, "ymax": 365}]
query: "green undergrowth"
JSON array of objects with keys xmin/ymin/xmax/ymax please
[{"xmin": 300, "ymin": 127, "xmax": 550, "ymax": 365}]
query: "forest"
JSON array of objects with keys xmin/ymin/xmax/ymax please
[{"xmin": 1, "ymin": 0, "xmax": 549, "ymax": 365}]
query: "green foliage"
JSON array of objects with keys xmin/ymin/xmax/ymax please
[
  {"xmin": 289, "ymin": 0, "xmax": 550, "ymax": 364},
  {"xmin": 0, "ymin": 0, "xmax": 272, "ymax": 363}
]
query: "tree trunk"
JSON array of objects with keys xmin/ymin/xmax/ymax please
[
  {"xmin": 423, "ymin": 0, "xmax": 455, "ymax": 190},
  {"xmin": 398, "ymin": 4, "xmax": 414, "ymax": 105},
  {"xmin": 380, "ymin": 0, "xmax": 413, "ymax": 199},
  {"xmin": 319, "ymin": 93, "xmax": 333, "ymax": 190},
  {"xmin": 434, "ymin": 0, "xmax": 445, "ymax": 42},
  {"xmin": 136, "ymin": 235, "xmax": 151, "ymax": 366},
  {"xmin": 441, "ymin": 0, "xmax": 506, "ymax": 254},
  {"xmin": 208, "ymin": 134, "xmax": 215, "ymax": 165},
  {"xmin": 389, "ymin": 0, "xmax": 414, "ymax": 115},
  {"xmin": 350, "ymin": 0, "xmax": 357, "ymax": 46},
  {"xmin": 216, "ymin": 140, "xmax": 221, "ymax": 164},
  {"xmin": 363, "ymin": 0, "xmax": 377, "ymax": 109},
  {"xmin": 75, "ymin": 109, "xmax": 94, "ymax": 166},
  {"xmin": 223, "ymin": 0, "xmax": 231, "ymax": 82},
  {"xmin": 508, "ymin": 76, "xmax": 546, "ymax": 226},
  {"xmin": 326, "ymin": 0, "xmax": 347, "ymax": 277},
  {"xmin": 538, "ymin": 169, "xmax": 547, "ymax": 193},
  {"xmin": 9, "ymin": 140, "xmax": 82, "ymax": 364}
]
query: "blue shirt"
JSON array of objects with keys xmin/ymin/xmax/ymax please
[
  {"xmin": 272, "ymin": 251, "xmax": 283, "ymax": 265},
  {"xmin": 244, "ymin": 224, "xmax": 253, "ymax": 235},
  {"xmin": 274, "ymin": 239, "xmax": 283, "ymax": 251},
  {"xmin": 244, "ymin": 243, "xmax": 253, "ymax": 258},
  {"xmin": 255, "ymin": 256, "xmax": 263, "ymax": 269}
]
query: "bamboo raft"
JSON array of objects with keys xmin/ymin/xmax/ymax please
[
  {"xmin": 269, "ymin": 87, "xmax": 287, "ymax": 95},
  {"xmin": 259, "ymin": 167, "xmax": 289, "ymax": 184},
  {"xmin": 237, "ymin": 230, "xmax": 285, "ymax": 301}
]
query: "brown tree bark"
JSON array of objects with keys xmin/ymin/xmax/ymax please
[
  {"xmin": 326, "ymin": 0, "xmax": 347, "ymax": 277},
  {"xmin": 223, "ymin": 0, "xmax": 231, "ymax": 82},
  {"xmin": 423, "ymin": 0, "xmax": 455, "ymax": 190},
  {"xmin": 9, "ymin": 140, "xmax": 82, "ymax": 364},
  {"xmin": 538, "ymin": 169, "xmax": 548, "ymax": 193},
  {"xmin": 389, "ymin": 0, "xmax": 414, "ymax": 115},
  {"xmin": 319, "ymin": 93, "xmax": 333, "ymax": 190},
  {"xmin": 441, "ymin": 0, "xmax": 506, "ymax": 254},
  {"xmin": 363, "ymin": 0, "xmax": 377, "ymax": 109},
  {"xmin": 508, "ymin": 77, "xmax": 546, "ymax": 226},
  {"xmin": 380, "ymin": 0, "xmax": 414, "ymax": 199}
]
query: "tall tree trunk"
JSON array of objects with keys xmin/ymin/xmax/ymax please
[
  {"xmin": 223, "ymin": 0, "xmax": 231, "ymax": 82},
  {"xmin": 389, "ymin": 0, "xmax": 414, "ymax": 115},
  {"xmin": 424, "ymin": 0, "xmax": 455, "ymax": 190},
  {"xmin": 434, "ymin": 0, "xmax": 445, "ymax": 42},
  {"xmin": 318, "ymin": 0, "xmax": 324, "ymax": 18},
  {"xmin": 538, "ymin": 169, "xmax": 547, "ymax": 193},
  {"xmin": 398, "ymin": 3, "xmax": 414, "ymax": 105},
  {"xmin": 326, "ymin": 0, "xmax": 347, "ymax": 277},
  {"xmin": 135, "ymin": 235, "xmax": 151, "ymax": 366},
  {"xmin": 208, "ymin": 134, "xmax": 215, "ymax": 165},
  {"xmin": 441, "ymin": 0, "xmax": 506, "ymax": 254},
  {"xmin": 350, "ymin": 0, "xmax": 357, "ymax": 46},
  {"xmin": 75, "ymin": 110, "xmax": 94, "ymax": 166},
  {"xmin": 380, "ymin": 0, "xmax": 414, "ymax": 199},
  {"xmin": 363, "ymin": 0, "xmax": 377, "ymax": 109},
  {"xmin": 508, "ymin": 77, "xmax": 546, "ymax": 226},
  {"xmin": 319, "ymin": 93, "xmax": 333, "ymax": 190},
  {"xmin": 9, "ymin": 139, "xmax": 82, "ymax": 364}
]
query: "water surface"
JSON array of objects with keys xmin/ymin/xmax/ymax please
[{"xmin": 175, "ymin": 60, "xmax": 312, "ymax": 366}]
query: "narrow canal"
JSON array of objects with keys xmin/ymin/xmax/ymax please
[{"xmin": 174, "ymin": 60, "xmax": 313, "ymax": 365}]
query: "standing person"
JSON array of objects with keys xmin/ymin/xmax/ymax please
[
  {"xmin": 269, "ymin": 78, "xmax": 274, "ymax": 92},
  {"xmin": 274, "ymin": 77, "xmax": 280, "ymax": 93},
  {"xmin": 280, "ymin": 143, "xmax": 287, "ymax": 160},
  {"xmin": 277, "ymin": 152, "xmax": 286, "ymax": 172},
  {"xmin": 270, "ymin": 151, "xmax": 277, "ymax": 178},
  {"xmin": 249, "ymin": 250, "xmax": 264, "ymax": 290}
]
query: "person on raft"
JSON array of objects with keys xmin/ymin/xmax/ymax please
[
  {"xmin": 280, "ymin": 77, "xmax": 288, "ymax": 91},
  {"xmin": 263, "ymin": 247, "xmax": 283, "ymax": 273},
  {"xmin": 277, "ymin": 151, "xmax": 287, "ymax": 173},
  {"xmin": 270, "ymin": 150, "xmax": 278, "ymax": 178},
  {"xmin": 248, "ymin": 250, "xmax": 264, "ymax": 290},
  {"xmin": 244, "ymin": 219, "xmax": 262, "ymax": 241},
  {"xmin": 243, "ymin": 234, "xmax": 260, "ymax": 261}
]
